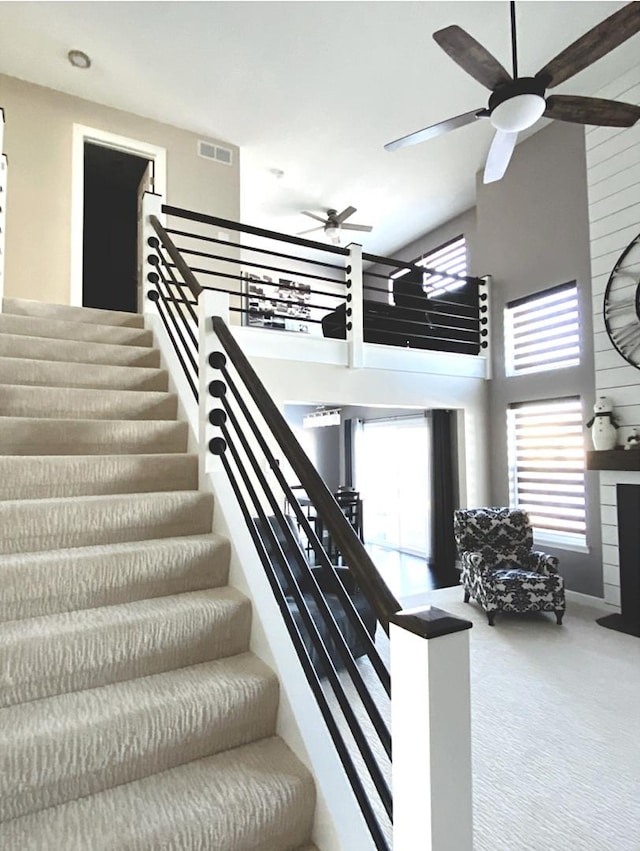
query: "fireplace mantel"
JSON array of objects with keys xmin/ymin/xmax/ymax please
[{"xmin": 586, "ymin": 450, "xmax": 640, "ymax": 471}]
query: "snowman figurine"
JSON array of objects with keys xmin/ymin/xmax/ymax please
[{"xmin": 586, "ymin": 396, "xmax": 619, "ymax": 451}]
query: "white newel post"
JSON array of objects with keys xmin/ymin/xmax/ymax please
[
  {"xmin": 139, "ymin": 191, "xmax": 164, "ymax": 315},
  {"xmin": 346, "ymin": 242, "xmax": 364, "ymax": 368},
  {"xmin": 479, "ymin": 274, "xmax": 491, "ymax": 379},
  {"xmin": 390, "ymin": 607, "xmax": 473, "ymax": 851},
  {"xmin": 0, "ymin": 107, "xmax": 6, "ymax": 311}
]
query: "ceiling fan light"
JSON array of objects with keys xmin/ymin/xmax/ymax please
[
  {"xmin": 490, "ymin": 94, "xmax": 546, "ymax": 132},
  {"xmin": 325, "ymin": 224, "xmax": 340, "ymax": 241}
]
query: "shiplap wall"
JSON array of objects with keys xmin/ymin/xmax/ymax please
[{"xmin": 586, "ymin": 61, "xmax": 640, "ymax": 608}]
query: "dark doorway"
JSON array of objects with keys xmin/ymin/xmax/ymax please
[{"xmin": 83, "ymin": 143, "xmax": 150, "ymax": 313}]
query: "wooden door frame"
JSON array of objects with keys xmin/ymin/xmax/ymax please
[{"xmin": 70, "ymin": 125, "xmax": 167, "ymax": 307}]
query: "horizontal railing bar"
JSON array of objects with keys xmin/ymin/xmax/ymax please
[
  {"xmin": 154, "ymin": 267, "xmax": 199, "ymax": 352},
  {"xmin": 150, "ymin": 216, "xmax": 203, "ymax": 299},
  {"xmin": 218, "ymin": 425, "xmax": 392, "ymax": 816},
  {"xmin": 218, "ymin": 361, "xmax": 391, "ymax": 693},
  {"xmin": 173, "ymin": 243, "xmax": 347, "ymax": 287},
  {"xmin": 168, "ymin": 263, "xmax": 343, "ymax": 302},
  {"xmin": 211, "ymin": 315, "xmax": 401, "ymax": 633},
  {"xmin": 163, "ymin": 204, "xmax": 350, "ymax": 257},
  {"xmin": 148, "ymin": 291, "xmax": 198, "ymax": 400},
  {"xmin": 238, "ymin": 309, "xmax": 326, "ymax": 326},
  {"xmin": 165, "ymin": 226, "xmax": 347, "ymax": 273},
  {"xmin": 363, "ymin": 250, "xmax": 483, "ymax": 285},
  {"xmin": 218, "ymin": 451, "xmax": 390, "ymax": 850},
  {"xmin": 217, "ymin": 400, "xmax": 391, "ymax": 758}
]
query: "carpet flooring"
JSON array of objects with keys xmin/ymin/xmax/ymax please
[
  {"xmin": 396, "ymin": 587, "xmax": 640, "ymax": 851},
  {"xmin": 0, "ymin": 297, "xmax": 318, "ymax": 851}
]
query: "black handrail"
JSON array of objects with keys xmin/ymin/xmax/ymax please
[
  {"xmin": 150, "ymin": 215, "xmax": 203, "ymax": 299},
  {"xmin": 163, "ymin": 204, "xmax": 350, "ymax": 257}
]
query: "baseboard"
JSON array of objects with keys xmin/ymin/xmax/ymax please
[{"xmin": 565, "ymin": 589, "xmax": 616, "ymax": 612}]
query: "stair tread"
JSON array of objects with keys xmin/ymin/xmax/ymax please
[
  {"xmin": 0, "ymin": 735, "xmax": 315, "ymax": 851},
  {"xmin": 3, "ymin": 297, "xmax": 146, "ymax": 328},
  {"xmin": 0, "ymin": 533, "xmax": 230, "ymax": 622},
  {"xmin": 0, "ymin": 654, "xmax": 280, "ymax": 823},
  {"xmin": 0, "ymin": 587, "xmax": 251, "ymax": 707},
  {"xmin": 0, "ymin": 355, "xmax": 168, "ymax": 391},
  {"xmin": 0, "ymin": 313, "xmax": 153, "ymax": 347},
  {"xmin": 0, "ymin": 490, "xmax": 214, "ymax": 554},
  {"xmin": 0, "ymin": 416, "xmax": 188, "ymax": 455},
  {"xmin": 0, "ymin": 453, "xmax": 198, "ymax": 499},
  {"xmin": 0, "ymin": 332, "xmax": 161, "ymax": 367},
  {"xmin": 0, "ymin": 383, "xmax": 178, "ymax": 420}
]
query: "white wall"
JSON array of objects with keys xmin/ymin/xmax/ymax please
[
  {"xmin": 0, "ymin": 73, "xmax": 240, "ymax": 305},
  {"xmin": 586, "ymin": 60, "xmax": 640, "ymax": 609}
]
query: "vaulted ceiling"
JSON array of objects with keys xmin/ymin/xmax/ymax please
[{"xmin": 0, "ymin": 1, "xmax": 636, "ymax": 255}]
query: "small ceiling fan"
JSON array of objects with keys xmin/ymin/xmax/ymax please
[
  {"xmin": 297, "ymin": 206, "xmax": 373, "ymax": 244},
  {"xmin": 385, "ymin": 1, "xmax": 640, "ymax": 183}
]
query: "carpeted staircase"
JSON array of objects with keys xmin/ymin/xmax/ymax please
[{"xmin": 0, "ymin": 297, "xmax": 318, "ymax": 850}]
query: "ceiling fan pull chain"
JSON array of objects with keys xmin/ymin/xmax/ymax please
[{"xmin": 510, "ymin": 0, "xmax": 518, "ymax": 79}]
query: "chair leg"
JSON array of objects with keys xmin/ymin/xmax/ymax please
[
  {"xmin": 555, "ymin": 610, "xmax": 564, "ymax": 626},
  {"xmin": 487, "ymin": 610, "xmax": 496, "ymax": 626},
  {"xmin": 464, "ymin": 589, "xmax": 470, "ymax": 603}
]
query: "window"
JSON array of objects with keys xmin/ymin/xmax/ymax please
[
  {"xmin": 507, "ymin": 397, "xmax": 586, "ymax": 547},
  {"xmin": 388, "ymin": 234, "xmax": 467, "ymax": 302},
  {"xmin": 505, "ymin": 282, "xmax": 580, "ymax": 375}
]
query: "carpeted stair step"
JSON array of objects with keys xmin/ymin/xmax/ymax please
[
  {"xmin": 0, "ymin": 313, "xmax": 153, "ymax": 347},
  {"xmin": 0, "ymin": 332, "xmax": 161, "ymax": 367},
  {"xmin": 0, "ymin": 416, "xmax": 188, "ymax": 455},
  {"xmin": 0, "ymin": 587, "xmax": 252, "ymax": 707},
  {"xmin": 0, "ymin": 383, "xmax": 177, "ymax": 421},
  {"xmin": 0, "ymin": 654, "xmax": 279, "ymax": 823},
  {"xmin": 0, "ymin": 454, "xmax": 198, "ymax": 500},
  {"xmin": 0, "ymin": 735, "xmax": 315, "ymax": 851},
  {"xmin": 0, "ymin": 490, "xmax": 213, "ymax": 554},
  {"xmin": 3, "ymin": 297, "xmax": 146, "ymax": 327},
  {"xmin": 0, "ymin": 534, "xmax": 230, "ymax": 623},
  {"xmin": 0, "ymin": 356, "xmax": 168, "ymax": 391}
]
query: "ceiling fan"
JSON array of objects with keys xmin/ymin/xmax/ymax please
[
  {"xmin": 297, "ymin": 206, "xmax": 373, "ymax": 244},
  {"xmin": 385, "ymin": 1, "xmax": 640, "ymax": 183}
]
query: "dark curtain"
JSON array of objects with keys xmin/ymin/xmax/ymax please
[{"xmin": 431, "ymin": 409, "xmax": 458, "ymax": 586}]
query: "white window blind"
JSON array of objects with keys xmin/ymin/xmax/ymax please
[
  {"xmin": 388, "ymin": 235, "xmax": 467, "ymax": 301},
  {"xmin": 505, "ymin": 282, "xmax": 580, "ymax": 375},
  {"xmin": 507, "ymin": 397, "xmax": 586, "ymax": 546}
]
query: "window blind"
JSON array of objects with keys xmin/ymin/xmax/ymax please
[
  {"xmin": 505, "ymin": 282, "xmax": 580, "ymax": 375},
  {"xmin": 388, "ymin": 235, "xmax": 467, "ymax": 301},
  {"xmin": 507, "ymin": 397, "xmax": 586, "ymax": 544}
]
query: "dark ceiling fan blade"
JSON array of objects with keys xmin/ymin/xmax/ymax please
[
  {"xmin": 483, "ymin": 129, "xmax": 518, "ymax": 184},
  {"xmin": 297, "ymin": 226, "xmax": 325, "ymax": 235},
  {"xmin": 300, "ymin": 211, "xmax": 327, "ymax": 224},
  {"xmin": 545, "ymin": 95, "xmax": 640, "ymax": 127},
  {"xmin": 341, "ymin": 223, "xmax": 373, "ymax": 232},
  {"xmin": 335, "ymin": 205, "xmax": 357, "ymax": 224},
  {"xmin": 384, "ymin": 108, "xmax": 488, "ymax": 152},
  {"xmin": 535, "ymin": 2, "xmax": 640, "ymax": 89},
  {"xmin": 433, "ymin": 25, "xmax": 512, "ymax": 90}
]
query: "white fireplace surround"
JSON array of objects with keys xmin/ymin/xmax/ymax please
[{"xmin": 600, "ymin": 471, "xmax": 640, "ymax": 608}]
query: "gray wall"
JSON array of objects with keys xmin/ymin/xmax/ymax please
[{"xmin": 474, "ymin": 121, "xmax": 601, "ymax": 596}]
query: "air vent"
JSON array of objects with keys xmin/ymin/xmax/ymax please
[{"xmin": 198, "ymin": 140, "xmax": 233, "ymax": 166}]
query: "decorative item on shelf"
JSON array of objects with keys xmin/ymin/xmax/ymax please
[
  {"xmin": 625, "ymin": 429, "xmax": 640, "ymax": 450},
  {"xmin": 586, "ymin": 396, "xmax": 620, "ymax": 451}
]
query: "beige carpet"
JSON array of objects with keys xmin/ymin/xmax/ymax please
[
  {"xmin": 395, "ymin": 587, "xmax": 640, "ymax": 851},
  {"xmin": 0, "ymin": 297, "xmax": 317, "ymax": 851}
]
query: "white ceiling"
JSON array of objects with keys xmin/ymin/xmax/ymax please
[{"xmin": 0, "ymin": 1, "xmax": 636, "ymax": 256}]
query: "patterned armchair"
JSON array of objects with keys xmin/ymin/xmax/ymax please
[{"xmin": 453, "ymin": 507, "xmax": 565, "ymax": 626}]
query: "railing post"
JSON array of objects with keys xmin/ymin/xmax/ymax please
[
  {"xmin": 390, "ymin": 607, "xmax": 473, "ymax": 851},
  {"xmin": 139, "ymin": 191, "xmax": 164, "ymax": 314},
  {"xmin": 346, "ymin": 242, "xmax": 364, "ymax": 368},
  {"xmin": 0, "ymin": 107, "xmax": 6, "ymax": 312},
  {"xmin": 479, "ymin": 274, "xmax": 491, "ymax": 379},
  {"xmin": 200, "ymin": 290, "xmax": 230, "ymax": 482}
]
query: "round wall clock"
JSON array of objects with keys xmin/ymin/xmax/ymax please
[{"xmin": 603, "ymin": 232, "xmax": 640, "ymax": 369}]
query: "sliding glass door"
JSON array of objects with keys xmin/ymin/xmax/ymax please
[{"xmin": 355, "ymin": 415, "xmax": 431, "ymax": 558}]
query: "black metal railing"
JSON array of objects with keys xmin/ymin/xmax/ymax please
[{"xmin": 143, "ymin": 203, "xmax": 478, "ymax": 849}]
